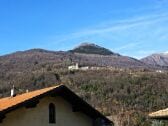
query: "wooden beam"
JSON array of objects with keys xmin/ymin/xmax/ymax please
[
  {"xmin": 25, "ymin": 100, "xmax": 39, "ymax": 108},
  {"xmin": 50, "ymin": 93, "xmax": 58, "ymax": 97},
  {"xmin": 72, "ymin": 105, "xmax": 82, "ymax": 112},
  {"xmin": 0, "ymin": 114, "xmax": 5, "ymax": 123}
]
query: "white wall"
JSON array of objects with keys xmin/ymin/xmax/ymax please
[{"xmin": 1, "ymin": 96, "xmax": 93, "ymax": 126}]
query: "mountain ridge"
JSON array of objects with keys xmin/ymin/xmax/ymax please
[
  {"xmin": 69, "ymin": 43, "xmax": 120, "ymax": 56},
  {"xmin": 0, "ymin": 43, "xmax": 149, "ymax": 69},
  {"xmin": 141, "ymin": 52, "xmax": 168, "ymax": 66}
]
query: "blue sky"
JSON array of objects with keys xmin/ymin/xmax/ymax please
[{"xmin": 0, "ymin": 0, "xmax": 168, "ymax": 59}]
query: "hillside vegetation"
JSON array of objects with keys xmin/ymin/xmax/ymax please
[
  {"xmin": 69, "ymin": 43, "xmax": 118, "ymax": 55},
  {"xmin": 0, "ymin": 61, "xmax": 167, "ymax": 125},
  {"xmin": 61, "ymin": 69, "xmax": 168, "ymax": 126},
  {"xmin": 0, "ymin": 44, "xmax": 168, "ymax": 125}
]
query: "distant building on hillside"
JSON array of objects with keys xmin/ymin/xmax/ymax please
[
  {"xmin": 68, "ymin": 63, "xmax": 89, "ymax": 71},
  {"xmin": 80, "ymin": 66, "xmax": 89, "ymax": 70},
  {"xmin": 155, "ymin": 70, "xmax": 164, "ymax": 73},
  {"xmin": 68, "ymin": 63, "xmax": 79, "ymax": 70}
]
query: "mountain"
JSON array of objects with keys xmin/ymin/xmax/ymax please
[
  {"xmin": 0, "ymin": 43, "xmax": 148, "ymax": 70},
  {"xmin": 0, "ymin": 43, "xmax": 153, "ymax": 97},
  {"xmin": 69, "ymin": 43, "xmax": 119, "ymax": 56},
  {"xmin": 0, "ymin": 43, "xmax": 150, "ymax": 96},
  {"xmin": 0, "ymin": 44, "xmax": 168, "ymax": 125},
  {"xmin": 141, "ymin": 52, "xmax": 168, "ymax": 66}
]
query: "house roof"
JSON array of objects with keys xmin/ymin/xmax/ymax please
[
  {"xmin": 149, "ymin": 108, "xmax": 168, "ymax": 119},
  {"xmin": 0, "ymin": 85, "xmax": 59, "ymax": 112},
  {"xmin": 0, "ymin": 85, "xmax": 112, "ymax": 124}
]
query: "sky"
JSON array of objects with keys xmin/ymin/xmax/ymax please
[{"xmin": 0, "ymin": 0, "xmax": 168, "ymax": 59}]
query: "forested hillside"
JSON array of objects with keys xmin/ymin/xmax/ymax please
[
  {"xmin": 0, "ymin": 60, "xmax": 167, "ymax": 125},
  {"xmin": 0, "ymin": 45, "xmax": 167, "ymax": 125}
]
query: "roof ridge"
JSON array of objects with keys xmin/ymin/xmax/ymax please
[
  {"xmin": 149, "ymin": 108, "xmax": 168, "ymax": 118},
  {"xmin": 0, "ymin": 84, "xmax": 62, "ymax": 112}
]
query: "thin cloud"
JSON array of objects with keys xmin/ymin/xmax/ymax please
[
  {"xmin": 114, "ymin": 42, "xmax": 142, "ymax": 51},
  {"xmin": 128, "ymin": 51, "xmax": 155, "ymax": 59},
  {"xmin": 50, "ymin": 12, "xmax": 168, "ymax": 44},
  {"xmin": 44, "ymin": 9, "xmax": 168, "ymax": 59}
]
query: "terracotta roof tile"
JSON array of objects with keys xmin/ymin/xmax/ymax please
[{"xmin": 0, "ymin": 85, "xmax": 60, "ymax": 112}]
